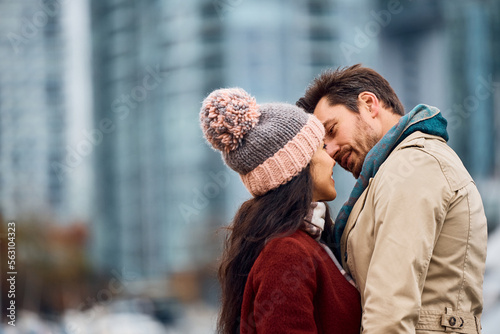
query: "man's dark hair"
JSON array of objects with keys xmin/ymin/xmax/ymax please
[{"xmin": 297, "ymin": 64, "xmax": 405, "ymax": 116}]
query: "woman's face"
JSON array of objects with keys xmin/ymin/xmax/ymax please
[{"xmin": 310, "ymin": 142, "xmax": 337, "ymax": 202}]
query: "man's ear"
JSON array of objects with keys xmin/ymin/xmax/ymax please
[{"xmin": 358, "ymin": 91, "xmax": 380, "ymax": 118}]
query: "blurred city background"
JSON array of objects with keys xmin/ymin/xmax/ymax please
[{"xmin": 0, "ymin": 0, "xmax": 499, "ymax": 333}]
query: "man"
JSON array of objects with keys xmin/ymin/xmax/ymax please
[{"xmin": 297, "ymin": 64, "xmax": 487, "ymax": 333}]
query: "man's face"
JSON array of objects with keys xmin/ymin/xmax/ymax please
[{"xmin": 313, "ymin": 97, "xmax": 380, "ymax": 178}]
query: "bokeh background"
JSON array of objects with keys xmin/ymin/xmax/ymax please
[{"xmin": 0, "ymin": 0, "xmax": 499, "ymax": 333}]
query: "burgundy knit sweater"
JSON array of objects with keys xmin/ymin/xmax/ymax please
[{"xmin": 240, "ymin": 230, "xmax": 361, "ymax": 333}]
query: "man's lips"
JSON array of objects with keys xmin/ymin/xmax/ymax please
[{"xmin": 341, "ymin": 152, "xmax": 351, "ymax": 169}]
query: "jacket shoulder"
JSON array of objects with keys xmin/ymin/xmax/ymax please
[
  {"xmin": 252, "ymin": 231, "xmax": 329, "ymax": 276},
  {"xmin": 390, "ymin": 132, "xmax": 473, "ymax": 191},
  {"xmin": 249, "ymin": 231, "xmax": 320, "ymax": 289},
  {"xmin": 260, "ymin": 231, "xmax": 318, "ymax": 259}
]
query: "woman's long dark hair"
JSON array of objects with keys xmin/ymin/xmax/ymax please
[{"xmin": 217, "ymin": 165, "xmax": 332, "ymax": 333}]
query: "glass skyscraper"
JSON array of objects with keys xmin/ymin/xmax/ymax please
[
  {"xmin": 89, "ymin": 0, "xmax": 228, "ymax": 278},
  {"xmin": 0, "ymin": 0, "xmax": 92, "ymax": 224}
]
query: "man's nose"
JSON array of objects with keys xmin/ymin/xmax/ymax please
[{"xmin": 326, "ymin": 142, "xmax": 340, "ymax": 159}]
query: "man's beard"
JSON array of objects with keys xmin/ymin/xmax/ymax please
[{"xmin": 350, "ymin": 118, "xmax": 380, "ymax": 178}]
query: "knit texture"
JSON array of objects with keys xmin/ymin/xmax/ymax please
[
  {"xmin": 200, "ymin": 88, "xmax": 325, "ymax": 196},
  {"xmin": 200, "ymin": 88, "xmax": 260, "ymax": 153},
  {"xmin": 240, "ymin": 115, "xmax": 324, "ymax": 196},
  {"xmin": 332, "ymin": 104, "xmax": 449, "ymax": 260}
]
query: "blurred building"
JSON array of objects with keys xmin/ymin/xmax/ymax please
[
  {"xmin": 89, "ymin": 0, "xmax": 228, "ymax": 282},
  {"xmin": 0, "ymin": 0, "xmax": 92, "ymax": 223},
  {"xmin": 0, "ymin": 0, "xmax": 65, "ymax": 220}
]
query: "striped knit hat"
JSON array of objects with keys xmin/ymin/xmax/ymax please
[{"xmin": 200, "ymin": 88, "xmax": 325, "ymax": 197}]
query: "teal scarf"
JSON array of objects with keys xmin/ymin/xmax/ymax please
[{"xmin": 331, "ymin": 104, "xmax": 449, "ymax": 261}]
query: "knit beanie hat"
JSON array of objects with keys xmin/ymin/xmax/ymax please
[{"xmin": 200, "ymin": 88, "xmax": 325, "ymax": 196}]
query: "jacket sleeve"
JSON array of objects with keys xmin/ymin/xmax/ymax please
[
  {"xmin": 241, "ymin": 237, "xmax": 318, "ymax": 334},
  {"xmin": 360, "ymin": 148, "xmax": 452, "ymax": 333}
]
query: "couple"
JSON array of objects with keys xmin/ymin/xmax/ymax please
[{"xmin": 200, "ymin": 65, "xmax": 487, "ymax": 333}]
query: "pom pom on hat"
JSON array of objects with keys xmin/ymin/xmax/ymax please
[
  {"xmin": 200, "ymin": 88, "xmax": 260, "ymax": 153},
  {"xmin": 200, "ymin": 87, "xmax": 326, "ymax": 197}
]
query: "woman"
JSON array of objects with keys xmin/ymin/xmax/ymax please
[{"xmin": 200, "ymin": 88, "xmax": 361, "ymax": 333}]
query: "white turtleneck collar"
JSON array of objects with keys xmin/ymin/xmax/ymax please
[
  {"xmin": 310, "ymin": 201, "xmax": 326, "ymax": 230},
  {"xmin": 302, "ymin": 202, "xmax": 327, "ymax": 240}
]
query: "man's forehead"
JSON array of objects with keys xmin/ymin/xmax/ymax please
[
  {"xmin": 314, "ymin": 103, "xmax": 342, "ymax": 124},
  {"xmin": 315, "ymin": 101, "xmax": 353, "ymax": 120}
]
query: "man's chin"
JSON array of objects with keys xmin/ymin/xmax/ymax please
[{"xmin": 351, "ymin": 166, "xmax": 362, "ymax": 179}]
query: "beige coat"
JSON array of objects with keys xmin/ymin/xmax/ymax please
[{"xmin": 341, "ymin": 131, "xmax": 487, "ymax": 334}]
